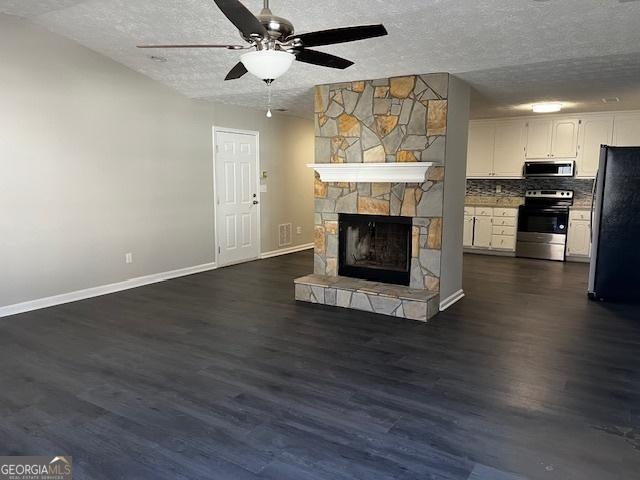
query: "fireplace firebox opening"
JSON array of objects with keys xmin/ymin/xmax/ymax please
[{"xmin": 338, "ymin": 213, "xmax": 412, "ymax": 286}]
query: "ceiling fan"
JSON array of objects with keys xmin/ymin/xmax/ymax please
[{"xmin": 138, "ymin": 0, "xmax": 388, "ymax": 83}]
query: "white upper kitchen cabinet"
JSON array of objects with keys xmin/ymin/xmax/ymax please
[
  {"xmin": 551, "ymin": 119, "xmax": 580, "ymax": 158},
  {"xmin": 577, "ymin": 115, "xmax": 614, "ymax": 178},
  {"xmin": 525, "ymin": 118, "xmax": 579, "ymax": 159},
  {"xmin": 492, "ymin": 120, "xmax": 526, "ymax": 177},
  {"xmin": 613, "ymin": 113, "xmax": 640, "ymax": 146},
  {"xmin": 525, "ymin": 119, "xmax": 553, "ymax": 159},
  {"xmin": 467, "ymin": 122, "xmax": 495, "ymax": 178}
]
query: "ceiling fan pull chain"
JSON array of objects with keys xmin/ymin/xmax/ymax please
[{"xmin": 266, "ymin": 83, "xmax": 273, "ymax": 118}]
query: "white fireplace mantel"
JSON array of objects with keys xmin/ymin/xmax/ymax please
[{"xmin": 307, "ymin": 162, "xmax": 435, "ymax": 183}]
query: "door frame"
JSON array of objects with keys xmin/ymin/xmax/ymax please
[{"xmin": 212, "ymin": 126, "xmax": 261, "ymax": 267}]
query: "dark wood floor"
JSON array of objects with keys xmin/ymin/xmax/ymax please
[{"xmin": 1, "ymin": 252, "xmax": 639, "ymax": 480}]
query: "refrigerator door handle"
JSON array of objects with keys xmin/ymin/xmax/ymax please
[{"xmin": 590, "ymin": 171, "xmax": 597, "ymax": 239}]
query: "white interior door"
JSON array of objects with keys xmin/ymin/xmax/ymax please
[{"xmin": 214, "ymin": 130, "xmax": 260, "ymax": 267}]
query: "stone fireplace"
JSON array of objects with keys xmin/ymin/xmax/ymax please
[{"xmin": 295, "ymin": 73, "xmax": 470, "ymax": 322}]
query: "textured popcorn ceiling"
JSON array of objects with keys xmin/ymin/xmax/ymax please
[{"xmin": 3, "ymin": 0, "xmax": 640, "ymax": 118}]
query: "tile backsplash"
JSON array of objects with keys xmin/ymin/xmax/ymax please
[{"xmin": 466, "ymin": 178, "xmax": 595, "ymax": 202}]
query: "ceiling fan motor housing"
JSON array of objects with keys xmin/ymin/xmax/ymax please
[{"xmin": 243, "ymin": 7, "xmax": 294, "ymax": 44}]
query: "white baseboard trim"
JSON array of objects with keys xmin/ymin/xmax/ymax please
[
  {"xmin": 566, "ymin": 255, "xmax": 590, "ymax": 263},
  {"xmin": 464, "ymin": 248, "xmax": 516, "ymax": 257},
  {"xmin": 260, "ymin": 243, "xmax": 314, "ymax": 259},
  {"xmin": 0, "ymin": 262, "xmax": 218, "ymax": 319},
  {"xmin": 440, "ymin": 289, "xmax": 465, "ymax": 311}
]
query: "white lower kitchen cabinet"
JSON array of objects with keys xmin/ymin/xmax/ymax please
[
  {"xmin": 474, "ymin": 216, "xmax": 493, "ymax": 248},
  {"xmin": 567, "ymin": 210, "xmax": 592, "ymax": 259},
  {"xmin": 491, "ymin": 235, "xmax": 516, "ymax": 251},
  {"xmin": 463, "ymin": 215, "xmax": 474, "ymax": 247},
  {"xmin": 464, "ymin": 207, "xmax": 519, "ymax": 254}
]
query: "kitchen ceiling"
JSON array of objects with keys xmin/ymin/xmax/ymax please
[{"xmin": 3, "ymin": 0, "xmax": 640, "ymax": 118}]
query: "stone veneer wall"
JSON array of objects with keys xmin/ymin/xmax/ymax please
[{"xmin": 313, "ymin": 74, "xmax": 449, "ymax": 293}]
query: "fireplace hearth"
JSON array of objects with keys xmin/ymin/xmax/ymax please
[{"xmin": 339, "ymin": 214, "xmax": 411, "ymax": 286}]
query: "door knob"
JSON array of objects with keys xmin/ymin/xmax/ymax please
[{"xmin": 253, "ymin": 200, "xmax": 259, "ymax": 205}]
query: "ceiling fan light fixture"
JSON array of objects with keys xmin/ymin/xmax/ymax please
[
  {"xmin": 240, "ymin": 50, "xmax": 295, "ymax": 80},
  {"xmin": 532, "ymin": 102, "xmax": 563, "ymax": 113}
]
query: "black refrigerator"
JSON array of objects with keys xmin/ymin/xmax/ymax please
[{"xmin": 588, "ymin": 146, "xmax": 640, "ymax": 302}]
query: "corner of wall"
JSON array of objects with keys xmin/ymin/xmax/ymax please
[{"xmin": 440, "ymin": 76, "xmax": 471, "ymax": 306}]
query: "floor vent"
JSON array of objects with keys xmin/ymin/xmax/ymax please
[{"xmin": 279, "ymin": 223, "xmax": 293, "ymax": 247}]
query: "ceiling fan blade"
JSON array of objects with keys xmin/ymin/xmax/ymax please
[
  {"xmin": 225, "ymin": 62, "xmax": 248, "ymax": 80},
  {"xmin": 290, "ymin": 24, "xmax": 388, "ymax": 48},
  {"xmin": 137, "ymin": 44, "xmax": 246, "ymax": 49},
  {"xmin": 294, "ymin": 49, "xmax": 354, "ymax": 70},
  {"xmin": 212, "ymin": 0, "xmax": 267, "ymax": 39}
]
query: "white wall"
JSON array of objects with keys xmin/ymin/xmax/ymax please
[
  {"xmin": 440, "ymin": 76, "xmax": 471, "ymax": 306},
  {"xmin": 0, "ymin": 14, "xmax": 314, "ymax": 309}
]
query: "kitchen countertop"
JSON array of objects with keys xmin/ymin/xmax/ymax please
[
  {"xmin": 571, "ymin": 201, "xmax": 593, "ymax": 210},
  {"xmin": 465, "ymin": 196, "xmax": 524, "ymax": 208}
]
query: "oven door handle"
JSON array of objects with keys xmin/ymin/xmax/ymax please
[{"xmin": 520, "ymin": 208, "xmax": 570, "ymax": 214}]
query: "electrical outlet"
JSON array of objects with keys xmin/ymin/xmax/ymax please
[
  {"xmin": 496, "ymin": 185, "xmax": 502, "ymax": 194},
  {"xmin": 296, "ymin": 226, "xmax": 302, "ymax": 235},
  {"xmin": 125, "ymin": 253, "xmax": 133, "ymax": 264}
]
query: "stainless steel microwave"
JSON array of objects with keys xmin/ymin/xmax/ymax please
[{"xmin": 523, "ymin": 160, "xmax": 575, "ymax": 178}]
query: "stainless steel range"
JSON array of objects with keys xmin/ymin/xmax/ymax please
[{"xmin": 516, "ymin": 190, "xmax": 573, "ymax": 262}]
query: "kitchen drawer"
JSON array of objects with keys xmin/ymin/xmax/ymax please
[
  {"xmin": 492, "ymin": 217, "xmax": 516, "ymax": 227},
  {"xmin": 475, "ymin": 207, "xmax": 493, "ymax": 216},
  {"xmin": 570, "ymin": 209, "xmax": 591, "ymax": 221},
  {"xmin": 492, "ymin": 235, "xmax": 516, "ymax": 251},
  {"xmin": 464, "ymin": 206, "xmax": 475, "ymax": 216},
  {"xmin": 493, "ymin": 207, "xmax": 517, "ymax": 217},
  {"xmin": 492, "ymin": 226, "xmax": 516, "ymax": 236}
]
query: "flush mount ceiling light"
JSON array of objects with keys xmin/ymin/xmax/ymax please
[
  {"xmin": 240, "ymin": 50, "xmax": 295, "ymax": 80},
  {"xmin": 532, "ymin": 102, "xmax": 563, "ymax": 113}
]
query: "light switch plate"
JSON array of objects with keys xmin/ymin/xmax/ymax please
[{"xmin": 260, "ymin": 184, "xmax": 268, "ymax": 193}]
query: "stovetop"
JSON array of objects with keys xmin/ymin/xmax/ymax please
[{"xmin": 523, "ymin": 190, "xmax": 574, "ymax": 208}]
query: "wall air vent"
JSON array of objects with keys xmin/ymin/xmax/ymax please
[{"xmin": 279, "ymin": 223, "xmax": 292, "ymax": 247}]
